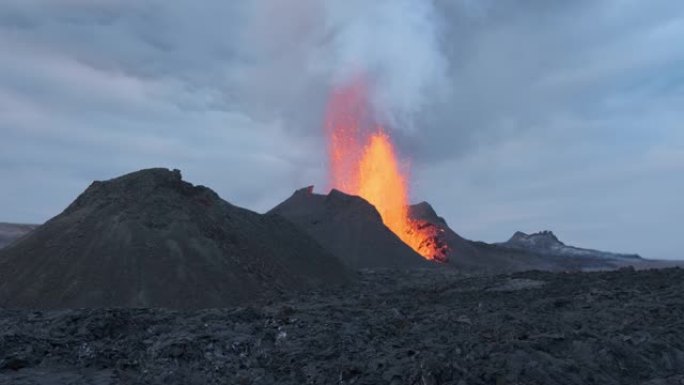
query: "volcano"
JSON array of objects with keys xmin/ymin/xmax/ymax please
[
  {"xmin": 269, "ymin": 187, "xmax": 431, "ymax": 269},
  {"xmin": 324, "ymin": 77, "xmax": 445, "ymax": 260},
  {"xmin": 319, "ymin": 78, "xmax": 609, "ymax": 271},
  {"xmin": 0, "ymin": 169, "xmax": 351, "ymax": 309}
]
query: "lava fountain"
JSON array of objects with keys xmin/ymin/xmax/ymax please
[{"xmin": 325, "ymin": 77, "xmax": 446, "ymax": 261}]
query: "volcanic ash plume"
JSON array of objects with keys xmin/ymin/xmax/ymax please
[
  {"xmin": 246, "ymin": 0, "xmax": 450, "ymax": 260},
  {"xmin": 319, "ymin": 0, "xmax": 449, "ymax": 261},
  {"xmin": 325, "ymin": 77, "xmax": 447, "ymax": 261},
  {"xmin": 242, "ymin": 0, "xmax": 447, "ymax": 129},
  {"xmin": 323, "ymin": 0, "xmax": 448, "ymax": 124}
]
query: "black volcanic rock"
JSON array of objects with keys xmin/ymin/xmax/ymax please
[
  {"xmin": 0, "ymin": 223, "xmax": 38, "ymax": 249},
  {"xmin": 3, "ymin": 268, "xmax": 684, "ymax": 384},
  {"xmin": 269, "ymin": 187, "xmax": 431, "ymax": 269},
  {"xmin": 499, "ymin": 230, "xmax": 642, "ymax": 260},
  {"xmin": 0, "ymin": 169, "xmax": 351, "ymax": 309}
]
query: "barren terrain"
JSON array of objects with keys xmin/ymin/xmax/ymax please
[{"xmin": 1, "ymin": 267, "xmax": 683, "ymax": 385}]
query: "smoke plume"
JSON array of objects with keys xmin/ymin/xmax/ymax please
[{"xmin": 241, "ymin": 0, "xmax": 448, "ymax": 131}]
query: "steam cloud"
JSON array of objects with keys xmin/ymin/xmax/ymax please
[{"xmin": 241, "ymin": 0, "xmax": 448, "ymax": 130}]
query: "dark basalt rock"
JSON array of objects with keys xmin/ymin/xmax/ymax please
[{"xmin": 1, "ymin": 267, "xmax": 683, "ymax": 384}]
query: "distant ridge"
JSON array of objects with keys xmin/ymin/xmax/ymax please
[
  {"xmin": 0, "ymin": 223, "xmax": 38, "ymax": 249},
  {"xmin": 498, "ymin": 230, "xmax": 642, "ymax": 260}
]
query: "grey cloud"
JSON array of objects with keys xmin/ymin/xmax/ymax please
[
  {"xmin": 412, "ymin": 0, "xmax": 683, "ymax": 151},
  {"xmin": 0, "ymin": 0, "xmax": 682, "ymax": 260}
]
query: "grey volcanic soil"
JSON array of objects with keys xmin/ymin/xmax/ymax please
[{"xmin": 2, "ymin": 267, "xmax": 683, "ymax": 385}]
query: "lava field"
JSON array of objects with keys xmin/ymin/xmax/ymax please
[{"xmin": 1, "ymin": 267, "xmax": 683, "ymax": 385}]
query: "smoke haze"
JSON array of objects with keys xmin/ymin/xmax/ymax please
[{"xmin": 240, "ymin": 0, "xmax": 448, "ymax": 128}]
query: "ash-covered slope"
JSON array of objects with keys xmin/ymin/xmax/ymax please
[
  {"xmin": 269, "ymin": 187, "xmax": 431, "ymax": 269},
  {"xmin": 499, "ymin": 230, "xmax": 642, "ymax": 260},
  {"xmin": 408, "ymin": 202, "xmax": 616, "ymax": 273},
  {"xmin": 0, "ymin": 223, "xmax": 38, "ymax": 249},
  {"xmin": 0, "ymin": 169, "xmax": 350, "ymax": 309}
]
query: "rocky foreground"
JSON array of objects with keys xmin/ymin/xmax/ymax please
[{"xmin": 1, "ymin": 267, "xmax": 683, "ymax": 385}]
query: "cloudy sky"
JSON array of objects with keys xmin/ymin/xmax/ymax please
[{"xmin": 1, "ymin": 0, "xmax": 682, "ymax": 259}]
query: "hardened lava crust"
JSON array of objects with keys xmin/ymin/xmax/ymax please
[{"xmin": 1, "ymin": 266, "xmax": 683, "ymax": 385}]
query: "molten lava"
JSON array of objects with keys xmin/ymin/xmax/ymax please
[{"xmin": 325, "ymin": 77, "xmax": 446, "ymax": 261}]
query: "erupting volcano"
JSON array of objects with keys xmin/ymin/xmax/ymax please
[{"xmin": 325, "ymin": 77, "xmax": 447, "ymax": 261}]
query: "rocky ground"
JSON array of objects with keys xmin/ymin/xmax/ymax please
[{"xmin": 1, "ymin": 267, "xmax": 683, "ymax": 385}]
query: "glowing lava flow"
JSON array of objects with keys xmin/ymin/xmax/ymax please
[{"xmin": 325, "ymin": 78, "xmax": 445, "ymax": 260}]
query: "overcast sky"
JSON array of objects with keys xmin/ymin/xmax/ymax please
[{"xmin": 1, "ymin": 0, "xmax": 682, "ymax": 259}]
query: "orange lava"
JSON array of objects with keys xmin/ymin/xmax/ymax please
[{"xmin": 325, "ymin": 77, "xmax": 444, "ymax": 260}]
